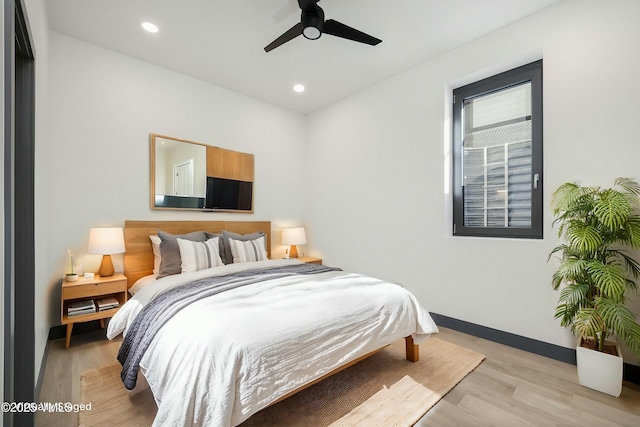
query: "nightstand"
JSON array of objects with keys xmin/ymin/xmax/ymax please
[
  {"xmin": 61, "ymin": 273, "xmax": 128, "ymax": 349},
  {"xmin": 297, "ymin": 256, "xmax": 322, "ymax": 265}
]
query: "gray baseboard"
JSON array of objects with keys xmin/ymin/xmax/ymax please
[
  {"xmin": 430, "ymin": 312, "xmax": 640, "ymax": 386},
  {"xmin": 34, "ymin": 340, "xmax": 48, "ymax": 401},
  {"xmin": 624, "ymin": 363, "xmax": 640, "ymax": 385}
]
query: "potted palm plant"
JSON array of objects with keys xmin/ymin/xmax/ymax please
[{"xmin": 550, "ymin": 177, "xmax": 640, "ymax": 397}]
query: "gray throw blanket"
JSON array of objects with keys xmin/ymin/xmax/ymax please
[{"xmin": 117, "ymin": 263, "xmax": 341, "ymax": 390}]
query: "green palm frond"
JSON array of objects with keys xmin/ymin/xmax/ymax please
[
  {"xmin": 550, "ymin": 243, "xmax": 582, "ymax": 260},
  {"xmin": 615, "ymin": 177, "xmax": 640, "ymax": 195},
  {"xmin": 615, "ymin": 177, "xmax": 640, "ymax": 207},
  {"xmin": 616, "ymin": 250, "xmax": 640, "ymax": 279},
  {"xmin": 597, "ymin": 297, "xmax": 640, "ymax": 358},
  {"xmin": 573, "ymin": 308, "xmax": 606, "ymax": 341},
  {"xmin": 566, "ymin": 222, "xmax": 602, "ymax": 253},
  {"xmin": 558, "ymin": 283, "xmax": 589, "ymax": 306},
  {"xmin": 554, "ymin": 303, "xmax": 579, "ymax": 328},
  {"xmin": 550, "ymin": 182, "xmax": 580, "ymax": 214},
  {"xmin": 586, "ymin": 260, "xmax": 626, "ymax": 300},
  {"xmin": 555, "ymin": 258, "xmax": 588, "ymax": 283},
  {"xmin": 623, "ymin": 216, "xmax": 640, "ymax": 248},
  {"xmin": 548, "ymin": 244, "xmax": 569, "ymax": 262},
  {"xmin": 552, "ymin": 195, "xmax": 596, "ymax": 234},
  {"xmin": 551, "ymin": 271, "xmax": 563, "ymax": 290},
  {"xmin": 593, "ymin": 189, "xmax": 631, "ymax": 230},
  {"xmin": 551, "ymin": 182, "xmax": 592, "ymax": 216},
  {"xmin": 622, "ymin": 323, "xmax": 640, "ymax": 359}
]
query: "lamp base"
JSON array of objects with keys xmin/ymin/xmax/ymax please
[
  {"xmin": 290, "ymin": 245, "xmax": 299, "ymax": 259},
  {"xmin": 98, "ymin": 254, "xmax": 115, "ymax": 277}
]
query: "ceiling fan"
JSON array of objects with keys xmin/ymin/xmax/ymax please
[{"xmin": 264, "ymin": 0, "xmax": 382, "ymax": 52}]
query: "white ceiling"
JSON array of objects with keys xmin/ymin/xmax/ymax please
[{"xmin": 45, "ymin": 0, "xmax": 560, "ymax": 114}]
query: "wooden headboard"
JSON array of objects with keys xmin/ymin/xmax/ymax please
[{"xmin": 123, "ymin": 220, "xmax": 271, "ymax": 288}]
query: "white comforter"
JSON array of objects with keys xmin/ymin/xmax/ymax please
[{"xmin": 107, "ymin": 259, "xmax": 439, "ymax": 426}]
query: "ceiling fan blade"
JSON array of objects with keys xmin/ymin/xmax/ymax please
[
  {"xmin": 264, "ymin": 23, "xmax": 303, "ymax": 52},
  {"xmin": 323, "ymin": 19, "xmax": 382, "ymax": 46}
]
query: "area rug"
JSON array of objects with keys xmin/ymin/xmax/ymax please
[{"xmin": 79, "ymin": 338, "xmax": 484, "ymax": 427}]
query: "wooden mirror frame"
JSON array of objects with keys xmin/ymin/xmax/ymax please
[{"xmin": 150, "ymin": 133, "xmax": 255, "ymax": 212}]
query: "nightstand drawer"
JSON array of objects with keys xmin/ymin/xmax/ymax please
[{"xmin": 62, "ymin": 279, "xmax": 126, "ymax": 300}]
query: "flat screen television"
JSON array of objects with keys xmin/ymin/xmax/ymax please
[{"xmin": 205, "ymin": 177, "xmax": 253, "ymax": 211}]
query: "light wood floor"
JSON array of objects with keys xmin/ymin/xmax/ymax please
[{"xmin": 36, "ymin": 326, "xmax": 640, "ymax": 426}]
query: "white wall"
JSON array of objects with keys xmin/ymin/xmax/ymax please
[
  {"xmin": 307, "ymin": 0, "xmax": 640, "ymax": 363},
  {"xmin": 44, "ymin": 32, "xmax": 308, "ymax": 336}
]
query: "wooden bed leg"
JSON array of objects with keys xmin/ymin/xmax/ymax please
[{"xmin": 405, "ymin": 336, "xmax": 419, "ymax": 362}]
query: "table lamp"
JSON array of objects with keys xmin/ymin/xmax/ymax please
[
  {"xmin": 282, "ymin": 227, "xmax": 306, "ymax": 259},
  {"xmin": 88, "ymin": 227, "xmax": 125, "ymax": 277}
]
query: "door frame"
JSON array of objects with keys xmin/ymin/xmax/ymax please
[{"xmin": 4, "ymin": 0, "xmax": 36, "ymax": 425}]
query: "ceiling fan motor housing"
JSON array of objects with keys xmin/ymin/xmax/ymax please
[
  {"xmin": 264, "ymin": 0, "xmax": 381, "ymax": 52},
  {"xmin": 301, "ymin": 7, "xmax": 324, "ymax": 40}
]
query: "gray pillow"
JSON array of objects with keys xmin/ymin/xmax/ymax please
[
  {"xmin": 157, "ymin": 230, "xmax": 206, "ymax": 278},
  {"xmin": 221, "ymin": 230, "xmax": 265, "ymax": 264},
  {"xmin": 204, "ymin": 232, "xmax": 226, "ymax": 264}
]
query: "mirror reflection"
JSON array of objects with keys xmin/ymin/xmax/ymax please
[{"xmin": 153, "ymin": 135, "xmax": 207, "ymax": 209}]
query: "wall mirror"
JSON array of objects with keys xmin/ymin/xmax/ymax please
[{"xmin": 150, "ymin": 134, "xmax": 254, "ymax": 212}]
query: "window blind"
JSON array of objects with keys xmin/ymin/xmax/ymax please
[{"xmin": 462, "ymin": 82, "xmax": 532, "ymax": 228}]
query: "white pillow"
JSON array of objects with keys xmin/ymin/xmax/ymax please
[
  {"xmin": 229, "ymin": 236, "xmax": 268, "ymax": 263},
  {"xmin": 150, "ymin": 235, "xmax": 162, "ymax": 274},
  {"xmin": 177, "ymin": 237, "xmax": 223, "ymax": 273}
]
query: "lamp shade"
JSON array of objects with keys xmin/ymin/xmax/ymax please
[
  {"xmin": 88, "ymin": 227, "xmax": 125, "ymax": 255},
  {"xmin": 281, "ymin": 227, "xmax": 307, "ymax": 245}
]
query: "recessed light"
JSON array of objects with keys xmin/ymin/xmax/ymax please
[
  {"xmin": 142, "ymin": 22, "xmax": 159, "ymax": 33},
  {"xmin": 293, "ymin": 84, "xmax": 305, "ymax": 93}
]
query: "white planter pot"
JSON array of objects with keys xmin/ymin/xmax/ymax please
[{"xmin": 576, "ymin": 339, "xmax": 623, "ymax": 397}]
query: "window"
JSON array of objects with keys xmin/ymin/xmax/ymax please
[{"xmin": 452, "ymin": 60, "xmax": 543, "ymax": 239}]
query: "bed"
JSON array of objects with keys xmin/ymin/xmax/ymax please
[{"xmin": 107, "ymin": 220, "xmax": 439, "ymax": 426}]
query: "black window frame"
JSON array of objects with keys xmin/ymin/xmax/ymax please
[{"xmin": 452, "ymin": 60, "xmax": 543, "ymax": 239}]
